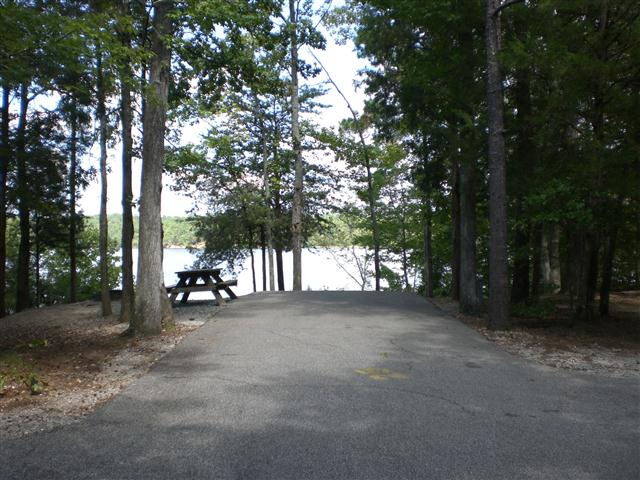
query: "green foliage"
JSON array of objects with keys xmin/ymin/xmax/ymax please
[
  {"xmin": 85, "ymin": 215, "xmax": 199, "ymax": 248},
  {"xmin": 35, "ymin": 223, "xmax": 120, "ymax": 305}
]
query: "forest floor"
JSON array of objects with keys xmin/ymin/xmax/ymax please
[
  {"xmin": 0, "ymin": 299, "xmax": 220, "ymax": 439},
  {"xmin": 431, "ymin": 291, "xmax": 640, "ymax": 378}
]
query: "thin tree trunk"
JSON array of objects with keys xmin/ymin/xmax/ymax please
[
  {"xmin": 0, "ymin": 85, "xmax": 9, "ymax": 317},
  {"xmin": 274, "ymin": 188, "xmax": 285, "ymax": 291},
  {"xmin": 16, "ymin": 83, "xmax": 30, "ymax": 312},
  {"xmin": 530, "ymin": 224, "xmax": 542, "ymax": 298},
  {"xmin": 540, "ymin": 224, "xmax": 552, "ymax": 290},
  {"xmin": 459, "ymin": 160, "xmax": 480, "ymax": 312},
  {"xmin": 549, "ymin": 223, "xmax": 561, "ymax": 292},
  {"xmin": 68, "ymin": 98, "xmax": 78, "ymax": 304},
  {"xmin": 599, "ymin": 229, "xmax": 616, "ymax": 317},
  {"xmin": 34, "ymin": 215, "xmax": 41, "ymax": 305},
  {"xmin": 275, "ymin": 246, "xmax": 285, "ymax": 291},
  {"xmin": 511, "ymin": 215, "xmax": 530, "ymax": 303},
  {"xmin": 289, "ymin": 0, "xmax": 303, "ymax": 291},
  {"xmin": 261, "ymin": 226, "xmax": 267, "ymax": 291},
  {"xmin": 119, "ymin": 2, "xmax": 135, "ymax": 323},
  {"xmin": 309, "ymin": 50, "xmax": 381, "ymax": 291},
  {"xmin": 262, "ymin": 135, "xmax": 275, "ymax": 291},
  {"xmin": 423, "ymin": 214, "xmax": 434, "ymax": 298},
  {"xmin": 249, "ymin": 226, "xmax": 256, "ymax": 293},
  {"xmin": 451, "ymin": 161, "xmax": 461, "ymax": 300},
  {"xmin": 401, "ymin": 209, "xmax": 409, "ymax": 290},
  {"xmin": 97, "ymin": 49, "xmax": 112, "ymax": 316},
  {"xmin": 485, "ymin": 0, "xmax": 510, "ymax": 329},
  {"xmin": 133, "ymin": 0, "xmax": 174, "ymax": 334}
]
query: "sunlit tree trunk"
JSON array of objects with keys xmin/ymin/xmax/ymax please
[
  {"xmin": 119, "ymin": 0, "xmax": 135, "ymax": 323},
  {"xmin": 68, "ymin": 97, "xmax": 78, "ymax": 304},
  {"xmin": 133, "ymin": 0, "xmax": 174, "ymax": 334},
  {"xmin": 289, "ymin": 0, "xmax": 303, "ymax": 291},
  {"xmin": 97, "ymin": 49, "xmax": 112, "ymax": 316}
]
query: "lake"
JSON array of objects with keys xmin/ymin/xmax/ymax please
[{"xmin": 126, "ymin": 247, "xmax": 412, "ymax": 297}]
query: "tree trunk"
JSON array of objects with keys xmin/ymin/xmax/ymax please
[
  {"xmin": 275, "ymin": 246, "xmax": 285, "ymax": 291},
  {"xmin": 249, "ymin": 226, "xmax": 256, "ymax": 293},
  {"xmin": 261, "ymin": 226, "xmax": 267, "ymax": 291},
  {"xmin": 530, "ymin": 224, "xmax": 542, "ymax": 298},
  {"xmin": 274, "ymin": 187, "xmax": 285, "ymax": 291},
  {"xmin": 599, "ymin": 229, "xmax": 616, "ymax": 317},
  {"xmin": 16, "ymin": 83, "xmax": 30, "ymax": 312},
  {"xmin": 485, "ymin": 0, "xmax": 509, "ymax": 329},
  {"xmin": 451, "ymin": 161, "xmax": 461, "ymax": 300},
  {"xmin": 0, "ymin": 85, "xmax": 9, "ymax": 317},
  {"xmin": 573, "ymin": 232, "xmax": 597, "ymax": 321},
  {"xmin": 119, "ymin": 0, "xmax": 135, "ymax": 323},
  {"xmin": 262, "ymin": 135, "xmax": 275, "ymax": 291},
  {"xmin": 511, "ymin": 215, "xmax": 530, "ymax": 303},
  {"xmin": 133, "ymin": 0, "xmax": 174, "ymax": 334},
  {"xmin": 459, "ymin": 160, "xmax": 480, "ymax": 312},
  {"xmin": 364, "ymin": 156, "xmax": 381, "ymax": 291},
  {"xmin": 289, "ymin": 0, "xmax": 303, "ymax": 291},
  {"xmin": 423, "ymin": 213, "xmax": 434, "ymax": 298},
  {"xmin": 34, "ymin": 215, "xmax": 41, "ymax": 305},
  {"xmin": 97, "ymin": 50, "xmax": 112, "ymax": 316},
  {"xmin": 68, "ymin": 98, "xmax": 78, "ymax": 304},
  {"xmin": 540, "ymin": 224, "xmax": 552, "ymax": 290},
  {"xmin": 401, "ymin": 208, "xmax": 409, "ymax": 290},
  {"xmin": 549, "ymin": 223, "xmax": 562, "ymax": 292}
]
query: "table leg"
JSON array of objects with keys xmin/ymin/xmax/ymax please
[
  {"xmin": 213, "ymin": 273, "xmax": 238, "ymax": 300},
  {"xmin": 181, "ymin": 276, "xmax": 198, "ymax": 304},
  {"xmin": 169, "ymin": 278, "xmax": 187, "ymax": 305},
  {"xmin": 204, "ymin": 275, "xmax": 226, "ymax": 305}
]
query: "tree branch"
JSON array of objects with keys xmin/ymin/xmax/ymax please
[{"xmin": 493, "ymin": 0, "xmax": 525, "ymax": 17}]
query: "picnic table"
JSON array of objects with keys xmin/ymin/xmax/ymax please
[{"xmin": 168, "ymin": 268, "xmax": 237, "ymax": 306}]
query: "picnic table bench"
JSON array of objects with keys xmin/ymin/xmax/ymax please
[{"xmin": 167, "ymin": 268, "xmax": 237, "ymax": 306}]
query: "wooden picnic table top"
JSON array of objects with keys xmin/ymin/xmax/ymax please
[{"xmin": 175, "ymin": 268, "xmax": 221, "ymax": 277}]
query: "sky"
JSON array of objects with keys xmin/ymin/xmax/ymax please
[{"xmin": 79, "ymin": 28, "xmax": 370, "ymax": 217}]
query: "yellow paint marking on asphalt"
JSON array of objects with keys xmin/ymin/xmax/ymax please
[{"xmin": 354, "ymin": 367, "xmax": 408, "ymax": 381}]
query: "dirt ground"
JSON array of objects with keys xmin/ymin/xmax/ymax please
[
  {"xmin": 430, "ymin": 291, "xmax": 640, "ymax": 378},
  {"xmin": 0, "ymin": 300, "xmax": 220, "ymax": 440}
]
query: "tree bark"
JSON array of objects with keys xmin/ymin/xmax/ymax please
[
  {"xmin": 0, "ymin": 85, "xmax": 9, "ymax": 317},
  {"xmin": 423, "ymin": 213, "xmax": 434, "ymax": 298},
  {"xmin": 289, "ymin": 0, "xmax": 303, "ymax": 291},
  {"xmin": 275, "ymin": 246, "xmax": 285, "ymax": 291},
  {"xmin": 133, "ymin": 0, "xmax": 174, "ymax": 334},
  {"xmin": 249, "ymin": 226, "xmax": 256, "ymax": 293},
  {"xmin": 97, "ymin": 49, "xmax": 112, "ymax": 316},
  {"xmin": 485, "ymin": 0, "xmax": 510, "ymax": 329},
  {"xmin": 459, "ymin": 160, "xmax": 480, "ymax": 312},
  {"xmin": 68, "ymin": 98, "xmax": 78, "ymax": 304},
  {"xmin": 451, "ymin": 161, "xmax": 461, "ymax": 300},
  {"xmin": 530, "ymin": 224, "xmax": 542, "ymax": 298},
  {"xmin": 262, "ymin": 135, "xmax": 275, "ymax": 291},
  {"xmin": 511, "ymin": 216, "xmax": 530, "ymax": 303},
  {"xmin": 119, "ymin": 0, "xmax": 135, "ymax": 324},
  {"xmin": 599, "ymin": 229, "xmax": 616, "ymax": 317},
  {"xmin": 16, "ymin": 83, "xmax": 30, "ymax": 312},
  {"xmin": 261, "ymin": 226, "xmax": 267, "ymax": 291},
  {"xmin": 548, "ymin": 223, "xmax": 562, "ymax": 292}
]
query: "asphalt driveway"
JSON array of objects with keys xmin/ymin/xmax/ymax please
[{"xmin": 1, "ymin": 291, "xmax": 638, "ymax": 479}]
